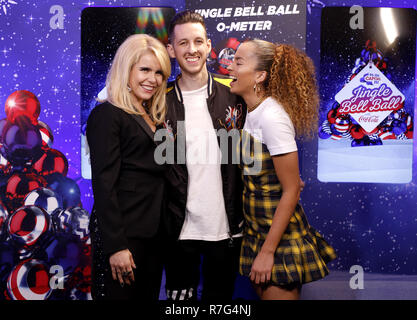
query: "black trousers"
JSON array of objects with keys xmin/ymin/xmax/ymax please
[
  {"xmin": 91, "ymin": 233, "xmax": 163, "ymax": 300},
  {"xmin": 164, "ymin": 238, "xmax": 242, "ymax": 301}
]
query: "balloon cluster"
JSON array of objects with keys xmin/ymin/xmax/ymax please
[
  {"xmin": 208, "ymin": 37, "xmax": 241, "ymax": 75},
  {"xmin": 319, "ymin": 40, "xmax": 413, "ymax": 147},
  {"xmin": 350, "ymin": 40, "xmax": 387, "ymax": 81},
  {"xmin": 0, "ymin": 90, "xmax": 91, "ymax": 300}
]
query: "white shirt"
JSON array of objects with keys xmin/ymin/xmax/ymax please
[
  {"xmin": 243, "ymin": 97, "xmax": 298, "ymax": 156},
  {"xmin": 179, "ymin": 85, "xmax": 230, "ymax": 241}
]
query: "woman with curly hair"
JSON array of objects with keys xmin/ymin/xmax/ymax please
[{"xmin": 228, "ymin": 39, "xmax": 336, "ymax": 300}]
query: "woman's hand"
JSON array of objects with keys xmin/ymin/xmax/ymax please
[
  {"xmin": 249, "ymin": 251, "xmax": 274, "ymax": 284},
  {"xmin": 109, "ymin": 249, "xmax": 136, "ymax": 286}
]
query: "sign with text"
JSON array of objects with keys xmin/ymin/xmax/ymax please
[
  {"xmin": 186, "ymin": 0, "xmax": 306, "ymax": 75},
  {"xmin": 335, "ymin": 61, "xmax": 405, "ymax": 133}
]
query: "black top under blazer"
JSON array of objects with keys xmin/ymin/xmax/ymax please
[{"xmin": 86, "ymin": 102, "xmax": 166, "ymax": 256}]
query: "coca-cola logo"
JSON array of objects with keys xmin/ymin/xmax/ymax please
[{"xmin": 358, "ymin": 114, "xmax": 379, "ymax": 123}]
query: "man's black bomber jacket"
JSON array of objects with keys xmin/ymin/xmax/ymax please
[{"xmin": 162, "ymin": 72, "xmax": 247, "ymax": 243}]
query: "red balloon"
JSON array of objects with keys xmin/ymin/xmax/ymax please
[
  {"xmin": 33, "ymin": 148, "xmax": 68, "ymax": 176},
  {"xmin": 349, "ymin": 124, "xmax": 365, "ymax": 140},
  {"xmin": 66, "ymin": 264, "xmax": 92, "ymax": 294},
  {"xmin": 7, "ymin": 206, "xmax": 50, "ymax": 248},
  {"xmin": 5, "ymin": 173, "xmax": 47, "ymax": 211},
  {"xmin": 5, "ymin": 90, "xmax": 40, "ymax": 125},
  {"xmin": 327, "ymin": 108, "xmax": 338, "ymax": 124},
  {"xmin": 7, "ymin": 259, "xmax": 52, "ymax": 300}
]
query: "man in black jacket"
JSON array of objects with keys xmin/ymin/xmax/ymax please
[{"xmin": 162, "ymin": 10, "xmax": 246, "ymax": 300}]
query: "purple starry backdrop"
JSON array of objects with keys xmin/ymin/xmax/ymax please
[{"xmin": 0, "ymin": 0, "xmax": 416, "ymax": 284}]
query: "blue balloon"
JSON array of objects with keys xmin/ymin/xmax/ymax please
[
  {"xmin": 45, "ymin": 173, "xmax": 81, "ymax": 209},
  {"xmin": 0, "ymin": 241, "xmax": 17, "ymax": 284},
  {"xmin": 40, "ymin": 233, "xmax": 82, "ymax": 276},
  {"xmin": 53, "ymin": 207, "xmax": 90, "ymax": 242},
  {"xmin": 318, "ymin": 125, "xmax": 331, "ymax": 139},
  {"xmin": 370, "ymin": 138, "xmax": 383, "ymax": 146},
  {"xmin": 0, "ymin": 116, "xmax": 43, "ymax": 170},
  {"xmin": 351, "ymin": 139, "xmax": 364, "ymax": 147},
  {"xmin": 44, "ymin": 172, "xmax": 63, "ymax": 190},
  {"xmin": 23, "ymin": 187, "xmax": 63, "ymax": 215},
  {"xmin": 351, "ymin": 136, "xmax": 371, "ymax": 147},
  {"xmin": 391, "ymin": 120, "xmax": 407, "ymax": 136}
]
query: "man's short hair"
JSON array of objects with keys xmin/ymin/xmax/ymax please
[{"xmin": 168, "ymin": 10, "xmax": 207, "ymax": 42}]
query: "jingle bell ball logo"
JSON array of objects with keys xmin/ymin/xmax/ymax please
[{"xmin": 335, "ymin": 62, "xmax": 405, "ymax": 133}]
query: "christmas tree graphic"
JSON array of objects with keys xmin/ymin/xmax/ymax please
[{"xmin": 0, "ymin": 90, "xmax": 91, "ymax": 300}]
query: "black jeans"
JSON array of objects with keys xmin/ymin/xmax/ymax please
[{"xmin": 164, "ymin": 238, "xmax": 242, "ymax": 301}]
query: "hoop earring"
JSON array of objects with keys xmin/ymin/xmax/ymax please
[
  {"xmin": 254, "ymin": 83, "xmax": 261, "ymax": 94},
  {"xmin": 127, "ymin": 85, "xmax": 132, "ymax": 93}
]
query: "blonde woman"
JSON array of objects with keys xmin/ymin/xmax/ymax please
[
  {"xmin": 87, "ymin": 34, "xmax": 171, "ymax": 300},
  {"xmin": 228, "ymin": 39, "xmax": 336, "ymax": 300}
]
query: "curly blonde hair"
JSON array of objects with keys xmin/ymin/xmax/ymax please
[{"xmin": 248, "ymin": 40, "xmax": 319, "ymax": 139}]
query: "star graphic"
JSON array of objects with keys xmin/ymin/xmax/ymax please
[{"xmin": 0, "ymin": 0, "xmax": 18, "ymax": 15}]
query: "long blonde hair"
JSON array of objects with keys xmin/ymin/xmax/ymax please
[
  {"xmin": 247, "ymin": 39, "xmax": 319, "ymax": 139},
  {"xmin": 104, "ymin": 34, "xmax": 171, "ymax": 125}
]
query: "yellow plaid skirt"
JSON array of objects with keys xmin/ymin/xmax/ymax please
[{"xmin": 239, "ymin": 202, "xmax": 337, "ymax": 286}]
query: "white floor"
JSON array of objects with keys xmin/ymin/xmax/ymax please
[
  {"xmin": 317, "ymin": 139, "xmax": 413, "ymax": 183},
  {"xmin": 301, "ymin": 271, "xmax": 417, "ymax": 300}
]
